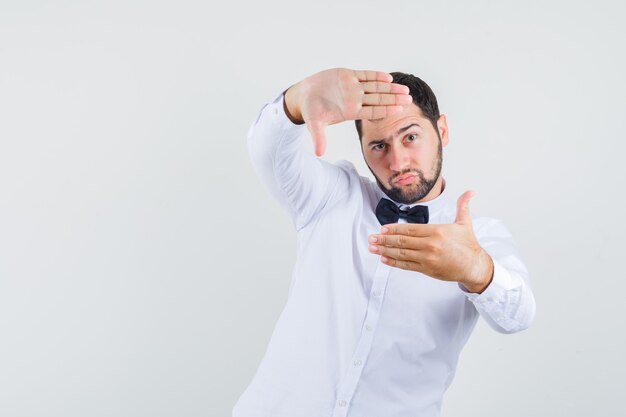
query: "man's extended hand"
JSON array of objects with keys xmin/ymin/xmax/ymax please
[
  {"xmin": 284, "ymin": 68, "xmax": 412, "ymax": 157},
  {"xmin": 367, "ymin": 191, "xmax": 494, "ymax": 293}
]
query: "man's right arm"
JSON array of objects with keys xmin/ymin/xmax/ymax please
[
  {"xmin": 247, "ymin": 68, "xmax": 412, "ymax": 230},
  {"xmin": 247, "ymin": 90, "xmax": 344, "ymax": 231}
]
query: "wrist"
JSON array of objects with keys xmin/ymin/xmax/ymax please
[
  {"xmin": 283, "ymin": 83, "xmax": 305, "ymax": 125},
  {"xmin": 463, "ymin": 249, "xmax": 494, "ymax": 294}
]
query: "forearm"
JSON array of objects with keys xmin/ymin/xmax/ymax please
[
  {"xmin": 461, "ymin": 258, "xmax": 536, "ymax": 333},
  {"xmin": 460, "ymin": 219, "xmax": 536, "ymax": 334}
]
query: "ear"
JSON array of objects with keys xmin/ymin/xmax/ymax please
[{"xmin": 437, "ymin": 114, "xmax": 449, "ymax": 147}]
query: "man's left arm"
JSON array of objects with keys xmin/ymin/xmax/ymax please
[
  {"xmin": 459, "ymin": 216, "xmax": 536, "ymax": 334},
  {"xmin": 368, "ymin": 191, "xmax": 536, "ymax": 334}
]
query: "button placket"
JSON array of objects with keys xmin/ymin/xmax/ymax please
[{"xmin": 331, "ymin": 260, "xmax": 391, "ymax": 417}]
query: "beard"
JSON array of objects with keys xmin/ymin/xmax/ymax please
[{"xmin": 367, "ymin": 139, "xmax": 443, "ymax": 205}]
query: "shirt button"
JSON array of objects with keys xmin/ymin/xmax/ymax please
[
  {"xmin": 354, "ymin": 359, "xmax": 362, "ymax": 366},
  {"xmin": 365, "ymin": 324, "xmax": 372, "ymax": 331},
  {"xmin": 373, "ymin": 290, "xmax": 382, "ymax": 297},
  {"xmin": 338, "ymin": 399, "xmax": 347, "ymax": 407},
  {"xmin": 273, "ymin": 107, "xmax": 278, "ymax": 115}
]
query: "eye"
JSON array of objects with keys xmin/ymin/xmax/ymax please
[
  {"xmin": 372, "ymin": 143, "xmax": 386, "ymax": 151},
  {"xmin": 405, "ymin": 134, "xmax": 418, "ymax": 142}
]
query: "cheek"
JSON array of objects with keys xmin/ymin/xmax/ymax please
[
  {"xmin": 415, "ymin": 143, "xmax": 438, "ymax": 163},
  {"xmin": 366, "ymin": 158, "xmax": 388, "ymax": 179}
]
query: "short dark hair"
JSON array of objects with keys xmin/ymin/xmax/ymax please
[{"xmin": 355, "ymin": 72, "xmax": 440, "ymax": 140}]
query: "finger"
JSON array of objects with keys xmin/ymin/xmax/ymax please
[
  {"xmin": 454, "ymin": 190, "xmax": 475, "ymax": 225},
  {"xmin": 307, "ymin": 120, "xmax": 327, "ymax": 156},
  {"xmin": 369, "ymin": 243, "xmax": 421, "ymax": 263},
  {"xmin": 380, "ymin": 255, "xmax": 423, "ymax": 273},
  {"xmin": 362, "ymin": 93, "xmax": 413, "ymax": 106},
  {"xmin": 361, "ymin": 81, "xmax": 410, "ymax": 95},
  {"xmin": 379, "ymin": 223, "xmax": 436, "ymax": 238},
  {"xmin": 356, "ymin": 105, "xmax": 404, "ymax": 120},
  {"xmin": 368, "ymin": 233, "xmax": 426, "ymax": 249},
  {"xmin": 354, "ymin": 70, "xmax": 393, "ymax": 82}
]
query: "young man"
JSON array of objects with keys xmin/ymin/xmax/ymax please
[{"xmin": 233, "ymin": 68, "xmax": 536, "ymax": 417}]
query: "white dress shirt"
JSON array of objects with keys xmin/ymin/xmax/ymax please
[{"xmin": 232, "ymin": 92, "xmax": 536, "ymax": 417}]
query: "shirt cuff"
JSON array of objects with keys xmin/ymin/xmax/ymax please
[
  {"xmin": 248, "ymin": 90, "xmax": 308, "ymax": 146},
  {"xmin": 459, "ymin": 259, "xmax": 520, "ymax": 306},
  {"xmin": 272, "ymin": 91, "xmax": 307, "ymax": 128}
]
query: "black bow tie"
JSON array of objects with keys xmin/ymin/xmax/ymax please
[{"xmin": 375, "ymin": 198, "xmax": 429, "ymax": 225}]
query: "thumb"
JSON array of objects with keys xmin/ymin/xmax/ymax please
[
  {"xmin": 307, "ymin": 120, "xmax": 327, "ymax": 157},
  {"xmin": 454, "ymin": 190, "xmax": 475, "ymax": 225}
]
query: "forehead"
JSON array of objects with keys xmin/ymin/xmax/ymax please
[{"xmin": 360, "ymin": 104, "xmax": 429, "ymax": 140}]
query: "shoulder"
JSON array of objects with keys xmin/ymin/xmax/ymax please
[
  {"xmin": 322, "ymin": 159, "xmax": 381, "ymax": 207},
  {"xmin": 472, "ymin": 217, "xmax": 513, "ymax": 239},
  {"xmin": 335, "ymin": 159, "xmax": 359, "ymax": 175},
  {"xmin": 332, "ymin": 159, "xmax": 373, "ymax": 188},
  {"xmin": 436, "ymin": 193, "xmax": 511, "ymax": 237}
]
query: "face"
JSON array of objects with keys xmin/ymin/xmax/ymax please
[{"xmin": 360, "ymin": 104, "xmax": 449, "ymax": 205}]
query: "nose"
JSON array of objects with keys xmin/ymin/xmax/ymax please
[{"xmin": 388, "ymin": 144, "xmax": 411, "ymax": 173}]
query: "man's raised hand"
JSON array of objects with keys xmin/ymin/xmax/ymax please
[{"xmin": 284, "ymin": 68, "xmax": 412, "ymax": 156}]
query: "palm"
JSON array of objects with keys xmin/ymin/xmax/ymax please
[
  {"xmin": 301, "ymin": 94, "xmax": 346, "ymax": 128},
  {"xmin": 296, "ymin": 68, "xmax": 412, "ymax": 156}
]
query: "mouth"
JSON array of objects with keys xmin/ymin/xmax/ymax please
[{"xmin": 394, "ymin": 173, "xmax": 416, "ymax": 186}]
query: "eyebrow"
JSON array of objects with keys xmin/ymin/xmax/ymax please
[{"xmin": 366, "ymin": 123, "xmax": 421, "ymax": 147}]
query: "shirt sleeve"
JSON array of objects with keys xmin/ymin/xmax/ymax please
[
  {"xmin": 247, "ymin": 91, "xmax": 347, "ymax": 231},
  {"xmin": 459, "ymin": 218, "xmax": 537, "ymax": 334}
]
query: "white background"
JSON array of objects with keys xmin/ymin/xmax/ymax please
[{"xmin": 1, "ymin": 1, "xmax": 624, "ymax": 416}]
